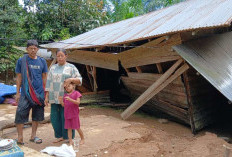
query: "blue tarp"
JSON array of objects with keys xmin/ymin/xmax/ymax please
[{"xmin": 0, "ymin": 83, "xmax": 17, "ymax": 104}]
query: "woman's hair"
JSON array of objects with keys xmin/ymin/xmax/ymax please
[{"xmin": 56, "ymin": 48, "xmax": 67, "ymax": 55}]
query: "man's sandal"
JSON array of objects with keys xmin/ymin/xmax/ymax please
[
  {"xmin": 14, "ymin": 139, "xmax": 24, "ymax": 145},
  {"xmin": 29, "ymin": 137, "xmax": 42, "ymax": 144}
]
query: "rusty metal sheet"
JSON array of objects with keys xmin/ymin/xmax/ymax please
[
  {"xmin": 173, "ymin": 31, "xmax": 232, "ymax": 101},
  {"xmin": 41, "ymin": 0, "xmax": 232, "ymax": 50}
]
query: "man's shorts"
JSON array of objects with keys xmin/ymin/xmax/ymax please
[{"xmin": 15, "ymin": 95, "xmax": 44, "ymax": 124}]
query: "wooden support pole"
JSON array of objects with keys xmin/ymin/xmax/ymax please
[
  {"xmin": 156, "ymin": 63, "xmax": 163, "ymax": 73},
  {"xmin": 136, "ymin": 66, "xmax": 142, "ymax": 73},
  {"xmin": 86, "ymin": 65, "xmax": 94, "ymax": 91},
  {"xmin": 121, "ymin": 59, "xmax": 184, "ymax": 120},
  {"xmin": 49, "ymin": 58, "xmax": 56, "ymax": 70},
  {"xmin": 125, "ymin": 68, "xmax": 130, "ymax": 73},
  {"xmin": 92, "ymin": 66, "xmax": 98, "ymax": 92}
]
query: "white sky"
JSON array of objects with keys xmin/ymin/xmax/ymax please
[{"xmin": 18, "ymin": 0, "xmax": 24, "ymax": 6}]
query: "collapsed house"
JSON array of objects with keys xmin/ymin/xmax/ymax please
[{"xmin": 41, "ymin": 0, "xmax": 232, "ymax": 133}]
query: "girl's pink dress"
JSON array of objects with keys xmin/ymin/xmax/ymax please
[{"xmin": 63, "ymin": 90, "xmax": 82, "ymax": 129}]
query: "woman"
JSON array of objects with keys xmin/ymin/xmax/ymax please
[{"xmin": 45, "ymin": 48, "xmax": 82, "ymax": 143}]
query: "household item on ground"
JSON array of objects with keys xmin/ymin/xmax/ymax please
[
  {"xmin": 0, "ymin": 84, "xmax": 17, "ymax": 104},
  {"xmin": 3, "ymin": 98, "xmax": 17, "ymax": 106},
  {"xmin": 41, "ymin": 144, "xmax": 76, "ymax": 157},
  {"xmin": 0, "ymin": 139, "xmax": 14, "ymax": 151},
  {"xmin": 0, "ymin": 139, "xmax": 24, "ymax": 157},
  {"xmin": 73, "ymin": 138, "xmax": 80, "ymax": 152}
]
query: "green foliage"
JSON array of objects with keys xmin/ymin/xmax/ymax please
[
  {"xmin": 109, "ymin": 0, "xmax": 144, "ymax": 22},
  {"xmin": 58, "ymin": 28, "xmax": 71, "ymax": 40},
  {"xmin": 23, "ymin": 0, "xmax": 110, "ymax": 41},
  {"xmin": 0, "ymin": 0, "xmax": 25, "ymax": 74}
]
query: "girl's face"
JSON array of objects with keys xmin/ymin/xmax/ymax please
[
  {"xmin": 56, "ymin": 51, "xmax": 67, "ymax": 65},
  {"xmin": 65, "ymin": 84, "xmax": 75, "ymax": 93}
]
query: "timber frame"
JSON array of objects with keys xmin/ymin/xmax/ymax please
[{"xmin": 47, "ymin": 28, "xmax": 230, "ymax": 133}]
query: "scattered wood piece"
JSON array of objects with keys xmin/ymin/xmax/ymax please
[
  {"xmin": 0, "ymin": 115, "xmax": 50, "ymax": 132},
  {"xmin": 81, "ymin": 90, "xmax": 110, "ymax": 104}
]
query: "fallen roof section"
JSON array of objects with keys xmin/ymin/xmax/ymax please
[
  {"xmin": 41, "ymin": 0, "xmax": 232, "ymax": 50},
  {"xmin": 173, "ymin": 31, "xmax": 232, "ymax": 101}
]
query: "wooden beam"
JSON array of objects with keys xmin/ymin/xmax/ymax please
[
  {"xmin": 156, "ymin": 63, "xmax": 163, "ymax": 73},
  {"xmin": 136, "ymin": 66, "xmax": 142, "ymax": 73},
  {"xmin": 119, "ymin": 34, "xmax": 182, "ymax": 68},
  {"xmin": 121, "ymin": 59, "xmax": 184, "ymax": 119},
  {"xmin": 68, "ymin": 50, "xmax": 119, "ymax": 71}
]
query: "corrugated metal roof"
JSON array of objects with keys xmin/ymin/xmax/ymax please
[
  {"xmin": 14, "ymin": 46, "xmax": 52, "ymax": 59},
  {"xmin": 41, "ymin": 0, "xmax": 232, "ymax": 50},
  {"xmin": 173, "ymin": 31, "xmax": 232, "ymax": 101}
]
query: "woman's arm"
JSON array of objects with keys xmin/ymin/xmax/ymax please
[{"xmin": 64, "ymin": 65, "xmax": 82, "ymax": 87}]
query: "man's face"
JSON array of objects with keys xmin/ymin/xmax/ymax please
[{"xmin": 26, "ymin": 45, "xmax": 38, "ymax": 58}]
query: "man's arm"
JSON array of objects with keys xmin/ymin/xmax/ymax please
[{"xmin": 15, "ymin": 73, "xmax": 22, "ymax": 103}]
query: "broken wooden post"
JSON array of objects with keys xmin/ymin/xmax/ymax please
[
  {"xmin": 48, "ymin": 58, "xmax": 56, "ymax": 70},
  {"xmin": 136, "ymin": 66, "xmax": 142, "ymax": 73},
  {"xmin": 92, "ymin": 66, "xmax": 98, "ymax": 92},
  {"xmin": 121, "ymin": 59, "xmax": 184, "ymax": 120},
  {"xmin": 156, "ymin": 63, "xmax": 163, "ymax": 73}
]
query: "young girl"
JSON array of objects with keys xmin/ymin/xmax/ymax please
[{"xmin": 59, "ymin": 82, "xmax": 84, "ymax": 146}]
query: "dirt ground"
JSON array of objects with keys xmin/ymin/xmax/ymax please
[{"xmin": 1, "ymin": 103, "xmax": 232, "ymax": 157}]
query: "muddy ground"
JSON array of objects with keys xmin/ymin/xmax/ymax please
[{"xmin": 1, "ymin": 103, "xmax": 232, "ymax": 157}]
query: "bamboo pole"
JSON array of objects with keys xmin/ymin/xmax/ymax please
[{"xmin": 121, "ymin": 59, "xmax": 184, "ymax": 119}]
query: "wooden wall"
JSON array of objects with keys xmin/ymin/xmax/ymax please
[
  {"xmin": 121, "ymin": 72, "xmax": 190, "ymax": 124},
  {"xmin": 183, "ymin": 67, "xmax": 227, "ymax": 131}
]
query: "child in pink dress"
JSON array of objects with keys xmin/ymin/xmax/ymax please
[{"xmin": 59, "ymin": 83, "xmax": 84, "ymax": 146}]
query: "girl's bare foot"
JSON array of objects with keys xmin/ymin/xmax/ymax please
[
  {"xmin": 69, "ymin": 140, "xmax": 74, "ymax": 146},
  {"xmin": 53, "ymin": 138, "xmax": 64, "ymax": 143},
  {"xmin": 80, "ymin": 139, "xmax": 85, "ymax": 145}
]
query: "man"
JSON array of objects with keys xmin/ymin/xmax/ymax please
[{"xmin": 15, "ymin": 40, "xmax": 48, "ymax": 144}]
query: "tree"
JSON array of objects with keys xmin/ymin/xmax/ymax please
[
  {"xmin": 109, "ymin": 0, "xmax": 144, "ymax": 22},
  {"xmin": 0, "ymin": 0, "xmax": 25, "ymax": 82},
  {"xmin": 22, "ymin": 0, "xmax": 110, "ymax": 41}
]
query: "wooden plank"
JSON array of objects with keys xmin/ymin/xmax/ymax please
[
  {"xmin": 125, "ymin": 84, "xmax": 188, "ymax": 109},
  {"xmin": 121, "ymin": 63, "xmax": 189, "ymax": 119},
  {"xmin": 121, "ymin": 59, "xmax": 184, "ymax": 120},
  {"xmin": 67, "ymin": 50, "xmax": 119, "ymax": 71},
  {"xmin": 156, "ymin": 63, "xmax": 163, "ymax": 73},
  {"xmin": 127, "ymin": 72, "xmax": 184, "ymax": 85},
  {"xmin": 121, "ymin": 76, "xmax": 186, "ymax": 96},
  {"xmin": 81, "ymin": 92, "xmax": 110, "ymax": 104},
  {"xmin": 130, "ymin": 94, "xmax": 189, "ymax": 124},
  {"xmin": 120, "ymin": 49, "xmax": 180, "ymax": 68},
  {"xmin": 119, "ymin": 34, "xmax": 181, "ymax": 68}
]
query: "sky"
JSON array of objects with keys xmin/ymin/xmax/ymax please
[{"xmin": 18, "ymin": 0, "xmax": 24, "ymax": 6}]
